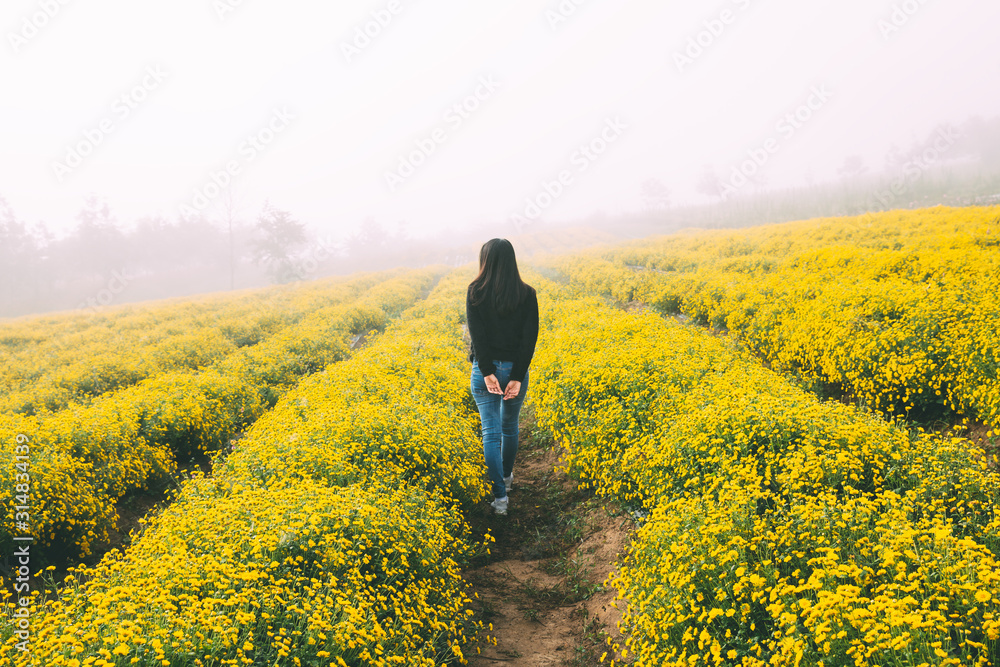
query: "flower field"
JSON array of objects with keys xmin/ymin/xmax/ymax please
[
  {"xmin": 1, "ymin": 267, "xmax": 491, "ymax": 666},
  {"xmin": 0, "ymin": 269, "xmax": 412, "ymax": 417},
  {"xmin": 541, "ymin": 206, "xmax": 1000, "ymax": 431},
  {"xmin": 529, "ymin": 288, "xmax": 1000, "ymax": 665},
  {"xmin": 0, "ymin": 267, "xmax": 444, "ymax": 558},
  {"xmin": 4, "ymin": 206, "xmax": 1000, "ymax": 666}
]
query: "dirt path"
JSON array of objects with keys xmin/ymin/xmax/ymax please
[{"xmin": 463, "ymin": 410, "xmax": 634, "ymax": 666}]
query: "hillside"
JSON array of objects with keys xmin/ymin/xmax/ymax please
[{"xmin": 2, "ymin": 206, "xmax": 999, "ymax": 666}]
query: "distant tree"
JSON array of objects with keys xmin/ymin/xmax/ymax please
[
  {"xmin": 75, "ymin": 194, "xmax": 117, "ymax": 235},
  {"xmin": 71, "ymin": 194, "xmax": 126, "ymax": 278},
  {"xmin": 640, "ymin": 178, "xmax": 672, "ymax": 210},
  {"xmin": 392, "ymin": 220, "xmax": 409, "ymax": 241},
  {"xmin": 344, "ymin": 216, "xmax": 390, "ymax": 264},
  {"xmin": 0, "ymin": 198, "xmax": 29, "ymax": 253},
  {"xmin": 132, "ymin": 214, "xmax": 227, "ymax": 271},
  {"xmin": 957, "ymin": 116, "xmax": 1000, "ymax": 168},
  {"xmin": 221, "ymin": 186, "xmax": 243, "ymax": 290},
  {"xmin": 131, "ymin": 215, "xmax": 171, "ymax": 268},
  {"xmin": 349, "ymin": 217, "xmax": 387, "ymax": 251},
  {"xmin": 746, "ymin": 171, "xmax": 768, "ymax": 191},
  {"xmin": 884, "ymin": 143, "xmax": 906, "ymax": 172},
  {"xmin": 251, "ymin": 202, "xmax": 307, "ymax": 284},
  {"xmin": 696, "ymin": 165, "xmax": 723, "ymax": 200},
  {"xmin": 838, "ymin": 155, "xmax": 868, "ymax": 179},
  {"xmin": 0, "ymin": 197, "xmax": 44, "ymax": 312},
  {"xmin": 883, "ymin": 124, "xmax": 959, "ymax": 173}
]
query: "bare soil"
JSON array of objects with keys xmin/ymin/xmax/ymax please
[{"xmin": 463, "ymin": 409, "xmax": 634, "ymax": 666}]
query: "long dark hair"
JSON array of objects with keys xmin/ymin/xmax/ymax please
[{"xmin": 468, "ymin": 238, "xmax": 532, "ymax": 316}]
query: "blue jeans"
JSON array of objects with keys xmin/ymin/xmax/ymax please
[{"xmin": 471, "ymin": 359, "xmax": 528, "ymax": 499}]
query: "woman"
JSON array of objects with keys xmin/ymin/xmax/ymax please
[{"xmin": 467, "ymin": 238, "xmax": 539, "ymax": 516}]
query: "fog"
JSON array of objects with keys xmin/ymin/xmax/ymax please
[{"xmin": 2, "ymin": 0, "xmax": 999, "ymax": 315}]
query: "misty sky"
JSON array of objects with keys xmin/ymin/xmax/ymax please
[{"xmin": 1, "ymin": 0, "xmax": 998, "ymax": 239}]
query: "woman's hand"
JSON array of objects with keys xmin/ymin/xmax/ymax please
[
  {"xmin": 503, "ymin": 380, "xmax": 521, "ymax": 400},
  {"xmin": 484, "ymin": 374, "xmax": 503, "ymax": 395}
]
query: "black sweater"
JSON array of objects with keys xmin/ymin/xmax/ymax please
[{"xmin": 466, "ymin": 285, "xmax": 539, "ymax": 383}]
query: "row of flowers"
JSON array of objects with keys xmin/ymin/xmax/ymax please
[
  {"xmin": 0, "ymin": 268, "xmax": 445, "ymax": 558},
  {"xmin": 1, "ymin": 267, "xmax": 492, "ymax": 666},
  {"xmin": 542, "ymin": 206, "xmax": 1000, "ymax": 432},
  {"xmin": 0, "ymin": 269, "xmax": 413, "ymax": 416},
  {"xmin": 529, "ymin": 281, "xmax": 1000, "ymax": 665}
]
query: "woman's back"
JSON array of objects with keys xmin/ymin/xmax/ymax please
[{"xmin": 466, "ymin": 238, "xmax": 539, "ymax": 515}]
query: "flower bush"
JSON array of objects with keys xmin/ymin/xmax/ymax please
[
  {"xmin": 0, "ymin": 266, "xmax": 490, "ymax": 666},
  {"xmin": 529, "ymin": 284, "xmax": 1000, "ymax": 666},
  {"xmin": 0, "ymin": 268, "xmax": 445, "ymax": 558},
  {"xmin": 0, "ymin": 270, "xmax": 404, "ymax": 416},
  {"xmin": 542, "ymin": 206, "xmax": 1000, "ymax": 430}
]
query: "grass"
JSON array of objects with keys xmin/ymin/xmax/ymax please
[
  {"xmin": 543, "ymin": 554, "xmax": 605, "ymax": 603},
  {"xmin": 463, "ymin": 403, "xmax": 633, "ymax": 665},
  {"xmin": 567, "ymin": 609, "xmax": 622, "ymax": 667}
]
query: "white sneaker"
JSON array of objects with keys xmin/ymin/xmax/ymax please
[
  {"xmin": 504, "ymin": 472, "xmax": 513, "ymax": 492},
  {"xmin": 490, "ymin": 496, "xmax": 508, "ymax": 516}
]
